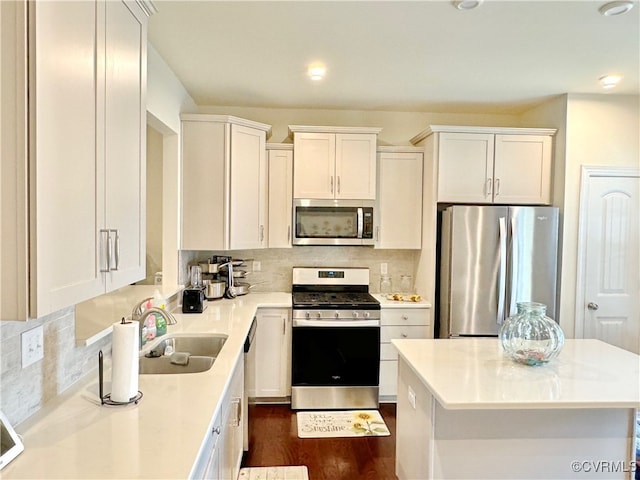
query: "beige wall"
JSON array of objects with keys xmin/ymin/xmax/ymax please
[
  {"xmin": 560, "ymin": 94, "xmax": 639, "ymax": 336},
  {"xmin": 521, "ymin": 94, "xmax": 639, "ymax": 335},
  {"xmin": 143, "ymin": 126, "xmax": 163, "ymax": 284},
  {"xmin": 197, "ymin": 105, "xmax": 520, "ymax": 146}
]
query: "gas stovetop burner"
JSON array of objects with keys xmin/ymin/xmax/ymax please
[{"xmin": 292, "ymin": 291, "xmax": 380, "ymax": 309}]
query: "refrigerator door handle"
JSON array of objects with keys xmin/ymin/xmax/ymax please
[
  {"xmin": 497, "ymin": 217, "xmax": 507, "ymax": 325},
  {"xmin": 509, "ymin": 217, "xmax": 519, "ymax": 317}
]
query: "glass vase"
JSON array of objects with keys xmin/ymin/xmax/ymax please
[{"xmin": 499, "ymin": 302, "xmax": 564, "ymax": 366}]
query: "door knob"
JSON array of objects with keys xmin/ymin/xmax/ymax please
[{"xmin": 587, "ymin": 302, "xmax": 599, "ymax": 311}]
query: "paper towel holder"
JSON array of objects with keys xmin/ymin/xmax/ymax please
[{"xmin": 98, "ymin": 350, "xmax": 143, "ymax": 406}]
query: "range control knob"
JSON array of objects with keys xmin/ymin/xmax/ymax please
[
  {"xmin": 305, "ymin": 311, "xmax": 310, "ymax": 319},
  {"xmin": 352, "ymin": 311, "xmax": 360, "ymax": 318},
  {"xmin": 316, "ymin": 312, "xmax": 322, "ymax": 319},
  {"xmin": 334, "ymin": 311, "xmax": 340, "ymax": 319},
  {"xmin": 364, "ymin": 311, "xmax": 370, "ymax": 319}
]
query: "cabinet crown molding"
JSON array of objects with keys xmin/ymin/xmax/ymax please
[
  {"xmin": 288, "ymin": 125, "xmax": 382, "ymax": 138},
  {"xmin": 136, "ymin": 0, "xmax": 158, "ymax": 16},
  {"xmin": 410, "ymin": 125, "xmax": 557, "ymax": 145},
  {"xmin": 266, "ymin": 143, "xmax": 294, "ymax": 150},
  {"xmin": 181, "ymin": 114, "xmax": 272, "ymax": 138}
]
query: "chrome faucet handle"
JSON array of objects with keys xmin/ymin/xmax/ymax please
[{"xmin": 132, "ymin": 297, "xmax": 154, "ymax": 319}]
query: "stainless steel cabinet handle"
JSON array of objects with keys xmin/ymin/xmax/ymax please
[
  {"xmin": 401, "ymin": 333, "xmax": 408, "ymax": 338},
  {"xmin": 485, "ymin": 178, "xmax": 493, "ymax": 197},
  {"xmin": 212, "ymin": 425, "xmax": 221, "ymax": 435},
  {"xmin": 375, "ymin": 226, "xmax": 380, "ymax": 242},
  {"xmin": 259, "ymin": 225, "xmax": 264, "ymax": 242},
  {"xmin": 287, "ymin": 225, "xmax": 291, "ymax": 242},
  {"xmin": 110, "ymin": 229, "xmax": 120, "ymax": 271},
  {"xmin": 587, "ymin": 302, "xmax": 599, "ymax": 311},
  {"xmin": 330, "ymin": 176, "xmax": 334, "ymax": 194},
  {"xmin": 337, "ymin": 176, "xmax": 341, "ymax": 194},
  {"xmin": 401, "ymin": 315, "xmax": 409, "ymax": 320},
  {"xmin": 100, "ymin": 229, "xmax": 110, "ymax": 273},
  {"xmin": 494, "ymin": 178, "xmax": 501, "ymax": 196}
]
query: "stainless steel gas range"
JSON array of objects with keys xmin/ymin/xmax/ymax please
[{"xmin": 291, "ymin": 267, "xmax": 381, "ymax": 410}]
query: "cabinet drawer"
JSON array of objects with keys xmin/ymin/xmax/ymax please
[
  {"xmin": 381, "ymin": 309, "xmax": 430, "ymax": 326},
  {"xmin": 381, "ymin": 343, "xmax": 399, "ymax": 361},
  {"xmin": 381, "ymin": 325, "xmax": 427, "ymax": 343}
]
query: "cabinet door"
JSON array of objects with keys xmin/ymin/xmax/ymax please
[
  {"xmin": 2, "ymin": 0, "xmax": 29, "ymax": 320},
  {"xmin": 267, "ymin": 149, "xmax": 293, "ymax": 248},
  {"xmin": 493, "ymin": 134, "xmax": 552, "ymax": 205},
  {"xmin": 437, "ymin": 132, "xmax": 494, "ymax": 203},
  {"xmin": 29, "ymin": 0, "xmax": 105, "ymax": 316},
  {"xmin": 335, "ymin": 133, "xmax": 377, "ymax": 199},
  {"xmin": 376, "ymin": 152, "xmax": 423, "ymax": 249},
  {"xmin": 249, "ymin": 309, "xmax": 291, "ymax": 398},
  {"xmin": 229, "ymin": 123, "xmax": 267, "ymax": 249},
  {"xmin": 103, "ymin": 0, "xmax": 147, "ymax": 290},
  {"xmin": 180, "ymin": 121, "xmax": 226, "ymax": 250},
  {"xmin": 293, "ymin": 132, "xmax": 335, "ymax": 199}
]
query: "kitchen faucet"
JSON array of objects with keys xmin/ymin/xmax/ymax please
[{"xmin": 131, "ymin": 297, "xmax": 177, "ymax": 347}]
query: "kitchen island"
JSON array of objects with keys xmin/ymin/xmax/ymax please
[
  {"xmin": 3, "ymin": 293, "xmax": 291, "ymax": 479},
  {"xmin": 392, "ymin": 338, "xmax": 640, "ymax": 480}
]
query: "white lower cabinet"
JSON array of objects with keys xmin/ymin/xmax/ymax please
[
  {"xmin": 191, "ymin": 354, "xmax": 244, "ymax": 480},
  {"xmin": 379, "ymin": 307, "xmax": 431, "ymax": 400},
  {"xmin": 246, "ymin": 309, "xmax": 292, "ymax": 400}
]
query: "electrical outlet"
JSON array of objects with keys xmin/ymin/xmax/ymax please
[
  {"xmin": 380, "ymin": 263, "xmax": 388, "ymax": 275},
  {"xmin": 22, "ymin": 325, "xmax": 44, "ymax": 368},
  {"xmin": 253, "ymin": 261, "xmax": 261, "ymax": 272},
  {"xmin": 408, "ymin": 385, "xmax": 416, "ymax": 410}
]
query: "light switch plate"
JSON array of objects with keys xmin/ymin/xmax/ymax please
[{"xmin": 22, "ymin": 325, "xmax": 44, "ymax": 368}]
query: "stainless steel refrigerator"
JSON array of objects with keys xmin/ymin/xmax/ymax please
[{"xmin": 439, "ymin": 205, "xmax": 559, "ymax": 338}]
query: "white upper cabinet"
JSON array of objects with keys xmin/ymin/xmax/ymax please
[
  {"xmin": 414, "ymin": 126, "xmax": 555, "ymax": 205},
  {"xmin": 0, "ymin": 0, "xmax": 151, "ymax": 320},
  {"xmin": 103, "ymin": 0, "xmax": 148, "ymax": 290},
  {"xmin": 180, "ymin": 115, "xmax": 271, "ymax": 251},
  {"xmin": 376, "ymin": 149, "xmax": 423, "ymax": 249},
  {"xmin": 267, "ymin": 145, "xmax": 293, "ymax": 248},
  {"xmin": 289, "ymin": 126, "xmax": 381, "ymax": 200}
]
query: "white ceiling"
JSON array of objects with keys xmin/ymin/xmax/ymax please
[{"xmin": 148, "ymin": 1, "xmax": 640, "ymax": 115}]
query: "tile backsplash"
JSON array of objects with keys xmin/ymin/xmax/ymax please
[
  {"xmin": 0, "ymin": 307, "xmax": 111, "ymax": 426},
  {"xmin": 0, "ymin": 246, "xmax": 418, "ymax": 427},
  {"xmin": 179, "ymin": 247, "xmax": 420, "ymax": 293}
]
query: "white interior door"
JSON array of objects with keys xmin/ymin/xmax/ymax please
[{"xmin": 577, "ymin": 167, "xmax": 640, "ymax": 354}]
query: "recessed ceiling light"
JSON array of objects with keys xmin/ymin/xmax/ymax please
[
  {"xmin": 599, "ymin": 74, "xmax": 623, "ymax": 89},
  {"xmin": 453, "ymin": 0, "xmax": 484, "ymax": 10},
  {"xmin": 308, "ymin": 65, "xmax": 326, "ymax": 81},
  {"xmin": 599, "ymin": 1, "xmax": 634, "ymax": 16}
]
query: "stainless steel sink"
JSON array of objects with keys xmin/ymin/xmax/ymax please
[
  {"xmin": 139, "ymin": 334, "xmax": 227, "ymax": 374},
  {"xmin": 139, "ymin": 355, "xmax": 215, "ymax": 374}
]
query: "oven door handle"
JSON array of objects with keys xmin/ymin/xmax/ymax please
[
  {"xmin": 357, "ymin": 207, "xmax": 364, "ymax": 239},
  {"xmin": 293, "ymin": 319, "xmax": 380, "ymax": 328}
]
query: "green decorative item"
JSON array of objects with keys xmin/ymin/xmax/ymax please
[{"xmin": 500, "ymin": 302, "xmax": 564, "ymax": 366}]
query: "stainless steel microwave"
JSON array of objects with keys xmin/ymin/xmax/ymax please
[{"xmin": 292, "ymin": 199, "xmax": 375, "ymax": 246}]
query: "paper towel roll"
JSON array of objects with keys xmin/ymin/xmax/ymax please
[{"xmin": 111, "ymin": 319, "xmax": 139, "ymax": 403}]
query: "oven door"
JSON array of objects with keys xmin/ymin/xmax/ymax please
[{"xmin": 292, "ymin": 325, "xmax": 380, "ymax": 387}]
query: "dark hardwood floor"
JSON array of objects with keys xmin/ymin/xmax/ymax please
[{"xmin": 242, "ymin": 403, "xmax": 398, "ymax": 480}]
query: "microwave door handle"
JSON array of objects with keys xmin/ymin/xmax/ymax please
[{"xmin": 357, "ymin": 208, "xmax": 364, "ymax": 238}]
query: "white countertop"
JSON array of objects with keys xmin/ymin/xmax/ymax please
[
  {"xmin": 392, "ymin": 338, "xmax": 640, "ymax": 410},
  {"xmin": 373, "ymin": 293, "xmax": 432, "ymax": 309},
  {"xmin": 4, "ymin": 293, "xmax": 291, "ymax": 479}
]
